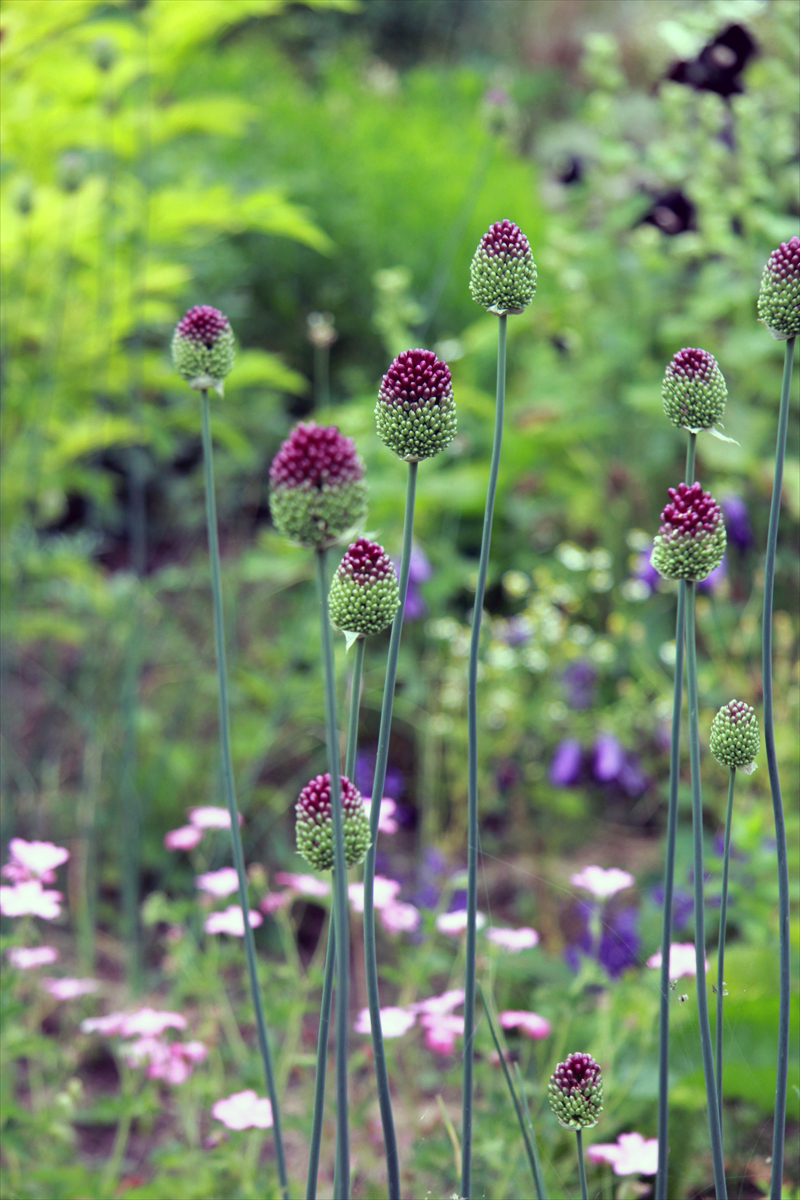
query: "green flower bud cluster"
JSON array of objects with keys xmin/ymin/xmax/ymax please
[
  {"xmin": 295, "ymin": 773, "xmax": 370, "ymax": 872},
  {"xmin": 710, "ymin": 699, "xmax": 760, "ymax": 769},
  {"xmin": 470, "ymin": 219, "xmax": 537, "ymax": 315},
  {"xmin": 651, "ymin": 482, "xmax": 726, "ymax": 582},
  {"xmin": 376, "ymin": 348, "xmax": 456, "ymax": 461},
  {"xmin": 757, "ymin": 236, "xmax": 800, "ymax": 340},
  {"xmin": 329, "ymin": 538, "xmax": 400, "ymax": 637},
  {"xmin": 269, "ymin": 422, "xmax": 368, "ymax": 549},
  {"xmin": 662, "ymin": 347, "xmax": 727, "ymax": 431},
  {"xmin": 171, "ymin": 305, "xmax": 235, "ymax": 393},
  {"xmin": 548, "ymin": 1052, "xmax": 603, "ymax": 1130}
]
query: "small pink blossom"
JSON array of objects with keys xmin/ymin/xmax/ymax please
[
  {"xmin": 124, "ymin": 1036, "xmax": 208, "ymax": 1085},
  {"xmin": 487, "ymin": 926, "xmax": 539, "ymax": 952},
  {"xmin": 570, "ymin": 865, "xmax": 635, "ymax": 899},
  {"xmin": 0, "ymin": 881, "xmax": 63, "ymax": 920},
  {"xmin": 5, "ymin": 838, "xmax": 69, "ymax": 883},
  {"xmin": 348, "ymin": 876, "xmax": 401, "ymax": 913},
  {"xmin": 354, "ymin": 1006, "xmax": 416, "ymax": 1038},
  {"xmin": 260, "ymin": 891, "xmax": 292, "ymax": 914},
  {"xmin": 42, "ymin": 977, "xmax": 100, "ymax": 1000},
  {"xmin": 212, "ymin": 1089, "xmax": 273, "ymax": 1130},
  {"xmin": 204, "ymin": 905, "xmax": 263, "ymax": 936},
  {"xmin": 435, "ymin": 910, "xmax": 486, "ymax": 935},
  {"xmin": 499, "ymin": 1010, "xmax": 552, "ymax": 1039},
  {"xmin": 588, "ymin": 1132, "xmax": 659, "ymax": 1176},
  {"xmin": 420, "ymin": 1013, "xmax": 463, "ymax": 1054},
  {"xmin": 7, "ymin": 946, "xmax": 59, "ymax": 970},
  {"xmin": 195, "ymin": 868, "xmax": 240, "ymax": 898},
  {"xmin": 82, "ymin": 1012, "xmax": 131, "ymax": 1036},
  {"xmin": 189, "ymin": 806, "xmax": 241, "ymax": 830},
  {"xmin": 379, "ymin": 901, "xmax": 421, "ymax": 934},
  {"xmin": 647, "ymin": 943, "xmax": 708, "ymax": 979},
  {"xmin": 119, "ymin": 1007, "xmax": 188, "ymax": 1038},
  {"xmin": 411, "ymin": 989, "xmax": 465, "ymax": 1016},
  {"xmin": 164, "ymin": 825, "xmax": 204, "ymax": 851},
  {"xmin": 363, "ymin": 797, "xmax": 399, "ymax": 835},
  {"xmin": 274, "ymin": 872, "xmax": 330, "ymax": 898}
]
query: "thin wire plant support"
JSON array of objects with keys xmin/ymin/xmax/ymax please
[
  {"xmin": 462, "ymin": 311, "xmax": 507, "ymax": 1199},
  {"xmin": 764, "ymin": 334, "xmax": 795, "ymax": 1199},
  {"xmin": 200, "ymin": 391, "xmax": 289, "ymax": 1200},
  {"xmin": 715, "ymin": 764, "xmax": 736, "ymax": 1151}
]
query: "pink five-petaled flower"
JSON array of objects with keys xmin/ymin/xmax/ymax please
[
  {"xmin": 274, "ymin": 872, "xmax": 331, "ymax": 897},
  {"xmin": 588, "ymin": 1132, "xmax": 659, "ymax": 1176},
  {"xmin": 212, "ymin": 1090, "xmax": 274, "ymax": 1131},
  {"xmin": 420, "ymin": 1013, "xmax": 463, "ymax": 1054},
  {"xmin": 164, "ymin": 825, "xmax": 204, "ymax": 851},
  {"xmin": 0, "ymin": 880, "xmax": 63, "ymax": 919},
  {"xmin": 570, "ymin": 866, "xmax": 634, "ymax": 899},
  {"xmin": 354, "ymin": 1006, "xmax": 416, "ymax": 1038},
  {"xmin": 81, "ymin": 1008, "xmax": 187, "ymax": 1038},
  {"xmin": 363, "ymin": 797, "xmax": 399, "ymax": 835},
  {"xmin": 499, "ymin": 1010, "xmax": 552, "ymax": 1039},
  {"xmin": 42, "ymin": 977, "xmax": 100, "ymax": 1000},
  {"xmin": 4, "ymin": 839, "xmax": 69, "ymax": 883},
  {"xmin": 7, "ymin": 945, "xmax": 59, "ymax": 970},
  {"xmin": 487, "ymin": 926, "xmax": 539, "ymax": 952},
  {"xmin": 195, "ymin": 868, "xmax": 240, "ymax": 898},
  {"xmin": 348, "ymin": 875, "xmax": 401, "ymax": 913},
  {"xmin": 410, "ymin": 989, "xmax": 465, "ymax": 1017},
  {"xmin": 204, "ymin": 905, "xmax": 263, "ymax": 937},
  {"xmin": 124, "ymin": 1037, "xmax": 207, "ymax": 1085},
  {"xmin": 379, "ymin": 901, "xmax": 421, "ymax": 934},
  {"xmin": 189, "ymin": 806, "xmax": 241, "ymax": 829},
  {"xmin": 647, "ymin": 942, "xmax": 708, "ymax": 979},
  {"xmin": 435, "ymin": 909, "xmax": 486, "ymax": 935}
]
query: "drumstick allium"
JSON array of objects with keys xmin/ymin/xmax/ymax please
[
  {"xmin": 662, "ymin": 347, "xmax": 727, "ymax": 431},
  {"xmin": 269, "ymin": 422, "xmax": 367, "ymax": 549},
  {"xmin": 757, "ymin": 236, "xmax": 800, "ymax": 339},
  {"xmin": 375, "ymin": 348, "xmax": 456, "ymax": 461},
  {"xmin": 329, "ymin": 538, "xmax": 400, "ymax": 637},
  {"xmin": 651, "ymin": 482, "xmax": 726, "ymax": 582},
  {"xmin": 295, "ymin": 773, "xmax": 370, "ymax": 872},
  {"xmin": 171, "ymin": 304, "xmax": 235, "ymax": 394}
]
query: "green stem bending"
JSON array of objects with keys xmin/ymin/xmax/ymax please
[
  {"xmin": 364, "ymin": 459, "xmax": 418, "ymax": 1200},
  {"xmin": 655, "ymin": 431, "xmax": 695, "ymax": 1200},
  {"xmin": 715, "ymin": 766, "xmax": 736, "ymax": 1148},
  {"xmin": 576, "ymin": 1129, "xmax": 589, "ymax": 1200},
  {"xmin": 686, "ymin": 582, "xmax": 727, "ymax": 1200},
  {"xmin": 315, "ymin": 549, "xmax": 351, "ymax": 1200},
  {"xmin": 462, "ymin": 311, "xmax": 507, "ymax": 1199},
  {"xmin": 765, "ymin": 335, "xmax": 794, "ymax": 1200},
  {"xmin": 200, "ymin": 392, "xmax": 289, "ymax": 1200}
]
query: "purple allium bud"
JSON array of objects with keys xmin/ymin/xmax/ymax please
[
  {"xmin": 375, "ymin": 349, "xmax": 456, "ymax": 461},
  {"xmin": 295, "ymin": 773, "xmax": 370, "ymax": 872},
  {"xmin": 548, "ymin": 1051, "xmax": 604, "ymax": 1129},
  {"xmin": 171, "ymin": 305, "xmax": 235, "ymax": 393},
  {"xmin": 651, "ymin": 481, "xmax": 726, "ymax": 582},
  {"xmin": 709, "ymin": 699, "xmax": 760, "ymax": 770},
  {"xmin": 470, "ymin": 219, "xmax": 537, "ymax": 314},
  {"xmin": 661, "ymin": 347, "xmax": 727, "ymax": 431},
  {"xmin": 328, "ymin": 538, "xmax": 400, "ymax": 636},
  {"xmin": 757, "ymin": 236, "xmax": 800, "ymax": 339},
  {"xmin": 268, "ymin": 422, "xmax": 368, "ymax": 549}
]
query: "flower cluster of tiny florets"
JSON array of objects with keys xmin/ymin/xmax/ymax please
[
  {"xmin": 269, "ymin": 423, "xmax": 368, "ymax": 549},
  {"xmin": 171, "ymin": 305, "xmax": 235, "ymax": 391},
  {"xmin": 470, "ymin": 219, "xmax": 537, "ymax": 314},
  {"xmin": 295, "ymin": 773, "xmax": 370, "ymax": 872},
  {"xmin": 329, "ymin": 538, "xmax": 400, "ymax": 636},
  {"xmin": 662, "ymin": 347, "xmax": 727, "ymax": 431},
  {"xmin": 376, "ymin": 349, "xmax": 456, "ymax": 461},
  {"xmin": 757, "ymin": 236, "xmax": 800, "ymax": 339},
  {"xmin": 548, "ymin": 1052, "xmax": 604, "ymax": 1130},
  {"xmin": 710, "ymin": 700, "xmax": 760, "ymax": 769},
  {"xmin": 651, "ymin": 481, "xmax": 726, "ymax": 582}
]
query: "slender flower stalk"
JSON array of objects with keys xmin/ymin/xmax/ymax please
[
  {"xmin": 549, "ymin": 1047, "xmax": 603, "ymax": 1200},
  {"xmin": 715, "ymin": 764, "xmax": 735, "ymax": 1142},
  {"xmin": 576, "ymin": 1130, "xmax": 589, "ymax": 1200}
]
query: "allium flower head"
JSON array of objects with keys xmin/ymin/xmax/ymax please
[
  {"xmin": 470, "ymin": 219, "xmax": 537, "ymax": 314},
  {"xmin": 757, "ymin": 236, "xmax": 800, "ymax": 339},
  {"xmin": 651, "ymin": 482, "xmax": 726, "ymax": 582},
  {"xmin": 548, "ymin": 1051, "xmax": 604, "ymax": 1130},
  {"xmin": 710, "ymin": 699, "xmax": 760, "ymax": 770},
  {"xmin": 295, "ymin": 773, "xmax": 371, "ymax": 872},
  {"xmin": 662, "ymin": 347, "xmax": 727, "ymax": 431},
  {"xmin": 376, "ymin": 349, "xmax": 456, "ymax": 461},
  {"xmin": 171, "ymin": 305, "xmax": 235, "ymax": 393},
  {"xmin": 269, "ymin": 422, "xmax": 367, "ymax": 549},
  {"xmin": 329, "ymin": 538, "xmax": 400, "ymax": 636}
]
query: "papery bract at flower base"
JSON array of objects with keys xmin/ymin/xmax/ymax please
[
  {"xmin": 376, "ymin": 348, "xmax": 456, "ymax": 461},
  {"xmin": 269, "ymin": 422, "xmax": 367, "ymax": 549}
]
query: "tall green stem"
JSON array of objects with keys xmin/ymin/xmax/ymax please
[
  {"xmin": 364, "ymin": 459, "xmax": 418, "ymax": 1200},
  {"xmin": 314, "ymin": 548, "xmax": 351, "ymax": 1200},
  {"xmin": 201, "ymin": 392, "xmax": 289, "ymax": 1200},
  {"xmin": 575, "ymin": 1130, "xmax": 588, "ymax": 1200},
  {"xmin": 686, "ymin": 581, "xmax": 727, "ymax": 1199},
  {"xmin": 715, "ymin": 765, "xmax": 736, "ymax": 1147},
  {"xmin": 461, "ymin": 311, "xmax": 507, "ymax": 1199},
  {"xmin": 765, "ymin": 334, "xmax": 794, "ymax": 1198},
  {"xmin": 655, "ymin": 431, "xmax": 695, "ymax": 1199}
]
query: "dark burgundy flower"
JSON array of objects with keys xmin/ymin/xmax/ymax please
[{"xmin": 667, "ymin": 23, "xmax": 757, "ymax": 98}]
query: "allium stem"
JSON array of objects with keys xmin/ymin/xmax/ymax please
[
  {"xmin": 461, "ymin": 312, "xmax": 507, "ymax": 1199},
  {"xmin": 346, "ymin": 638, "xmax": 365, "ymax": 781},
  {"xmin": 575, "ymin": 1130, "xmax": 589, "ymax": 1200},
  {"xmin": 364, "ymin": 459, "xmax": 418, "ymax": 1200},
  {"xmin": 655, "ymin": 431, "xmax": 695, "ymax": 1200},
  {"xmin": 715, "ymin": 765, "xmax": 736, "ymax": 1147},
  {"xmin": 201, "ymin": 392, "xmax": 289, "ymax": 1200},
  {"xmin": 314, "ymin": 548, "xmax": 351, "ymax": 1200},
  {"xmin": 765, "ymin": 334, "xmax": 795, "ymax": 1199},
  {"xmin": 686, "ymin": 581, "xmax": 727, "ymax": 1199}
]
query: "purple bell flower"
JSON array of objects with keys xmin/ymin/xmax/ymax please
[
  {"xmin": 563, "ymin": 660, "xmax": 597, "ymax": 709},
  {"xmin": 722, "ymin": 495, "xmax": 754, "ymax": 551},
  {"xmin": 697, "ymin": 555, "xmax": 727, "ymax": 594},
  {"xmin": 593, "ymin": 734, "xmax": 625, "ymax": 783},
  {"xmin": 550, "ymin": 739, "xmax": 583, "ymax": 786},
  {"xmin": 393, "ymin": 543, "xmax": 432, "ymax": 620}
]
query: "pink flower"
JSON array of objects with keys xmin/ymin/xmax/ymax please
[
  {"xmin": 260, "ymin": 891, "xmax": 292, "ymax": 914},
  {"xmin": 570, "ymin": 866, "xmax": 634, "ymax": 899},
  {"xmin": 125, "ymin": 1037, "xmax": 208, "ymax": 1085},
  {"xmin": 204, "ymin": 905, "xmax": 263, "ymax": 936},
  {"xmin": 411, "ymin": 989, "xmax": 465, "ymax": 1016},
  {"xmin": 0, "ymin": 881, "xmax": 63, "ymax": 920},
  {"xmin": 212, "ymin": 1089, "xmax": 273, "ymax": 1130},
  {"xmin": 588, "ymin": 1132, "xmax": 659, "ymax": 1176},
  {"xmin": 487, "ymin": 926, "xmax": 539, "ymax": 952},
  {"xmin": 119, "ymin": 1008, "xmax": 187, "ymax": 1038},
  {"xmin": 274, "ymin": 872, "xmax": 330, "ymax": 898},
  {"xmin": 7, "ymin": 946, "xmax": 59, "ymax": 970},
  {"xmin": 647, "ymin": 942, "xmax": 708, "ymax": 979},
  {"xmin": 379, "ymin": 901, "xmax": 421, "ymax": 934},
  {"xmin": 4, "ymin": 839, "xmax": 69, "ymax": 883},
  {"xmin": 363, "ymin": 798, "xmax": 399, "ymax": 835},
  {"xmin": 348, "ymin": 875, "xmax": 400, "ymax": 913},
  {"xmin": 420, "ymin": 1013, "xmax": 463, "ymax": 1054},
  {"xmin": 499, "ymin": 1010, "xmax": 552, "ymax": 1039},
  {"xmin": 189, "ymin": 807, "xmax": 241, "ymax": 830},
  {"xmin": 42, "ymin": 977, "xmax": 100, "ymax": 1000},
  {"xmin": 435, "ymin": 910, "xmax": 486, "ymax": 935},
  {"xmin": 195, "ymin": 868, "xmax": 240, "ymax": 898},
  {"xmin": 164, "ymin": 825, "xmax": 204, "ymax": 851},
  {"xmin": 354, "ymin": 1006, "xmax": 416, "ymax": 1038},
  {"xmin": 82, "ymin": 1012, "xmax": 131, "ymax": 1036}
]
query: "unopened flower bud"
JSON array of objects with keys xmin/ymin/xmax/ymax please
[
  {"xmin": 651, "ymin": 482, "xmax": 726, "ymax": 582},
  {"xmin": 710, "ymin": 700, "xmax": 760, "ymax": 769},
  {"xmin": 329, "ymin": 538, "xmax": 400, "ymax": 636},
  {"xmin": 662, "ymin": 347, "xmax": 727, "ymax": 431},
  {"xmin": 171, "ymin": 305, "xmax": 235, "ymax": 394},
  {"xmin": 295, "ymin": 773, "xmax": 370, "ymax": 872},
  {"xmin": 376, "ymin": 348, "xmax": 456, "ymax": 461},
  {"xmin": 470, "ymin": 219, "xmax": 537, "ymax": 315},
  {"xmin": 757, "ymin": 236, "xmax": 800, "ymax": 339},
  {"xmin": 548, "ymin": 1052, "xmax": 603, "ymax": 1130},
  {"xmin": 269, "ymin": 422, "xmax": 367, "ymax": 549}
]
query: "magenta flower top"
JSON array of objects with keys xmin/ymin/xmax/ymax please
[
  {"xmin": 175, "ymin": 305, "xmax": 230, "ymax": 347},
  {"xmin": 659, "ymin": 482, "xmax": 722, "ymax": 538},
  {"xmin": 378, "ymin": 349, "xmax": 453, "ymax": 409},
  {"xmin": 269, "ymin": 422, "xmax": 364, "ymax": 490}
]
